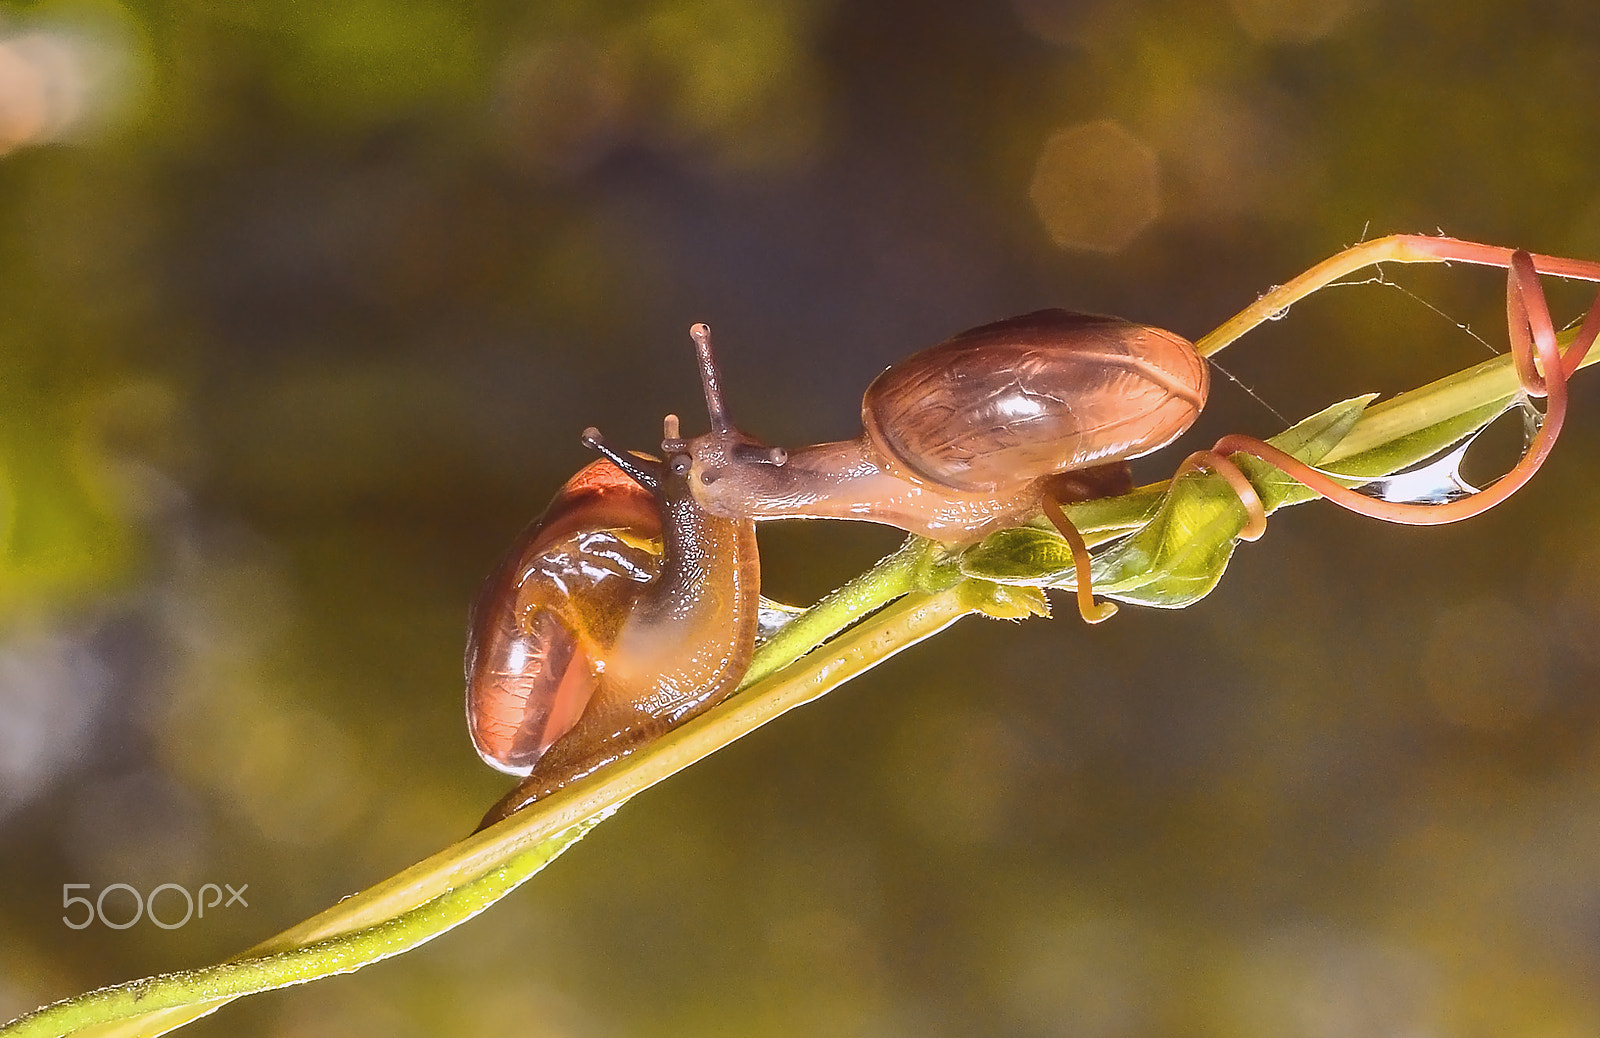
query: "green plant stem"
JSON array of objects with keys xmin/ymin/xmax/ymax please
[
  {"xmin": 8, "ymin": 330, "xmax": 1597, "ymax": 1038},
  {"xmin": 3, "ymin": 818, "xmax": 607, "ymax": 1038},
  {"xmin": 17, "ymin": 535, "xmax": 945, "ymax": 1038},
  {"xmin": 1323, "ymin": 332, "xmax": 1600, "ymax": 466},
  {"xmin": 1063, "ymin": 330, "xmax": 1600, "ymax": 539},
  {"xmin": 739, "ymin": 535, "xmax": 935, "ymax": 688},
  {"xmin": 5, "ymin": 582, "xmax": 979, "ymax": 1038}
]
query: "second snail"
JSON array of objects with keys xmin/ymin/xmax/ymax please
[{"xmin": 466, "ymin": 233, "xmax": 1600, "ymax": 823}]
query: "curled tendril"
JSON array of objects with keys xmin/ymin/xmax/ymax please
[{"xmin": 1177, "ymin": 249, "xmax": 1600, "ymax": 535}]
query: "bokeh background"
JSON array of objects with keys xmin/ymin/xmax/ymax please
[{"xmin": 4, "ymin": 0, "xmax": 1600, "ymax": 1035}]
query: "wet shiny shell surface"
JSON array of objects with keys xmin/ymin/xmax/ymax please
[
  {"xmin": 862, "ymin": 310, "xmax": 1208, "ymax": 493},
  {"xmin": 464, "ymin": 460, "xmax": 659, "ymax": 775}
]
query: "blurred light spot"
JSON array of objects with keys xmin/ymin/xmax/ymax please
[
  {"xmin": 0, "ymin": 623, "xmax": 109, "ymax": 818},
  {"xmin": 637, "ymin": 2, "xmax": 811, "ymax": 148},
  {"xmin": 287, "ymin": 1, "xmax": 477, "ymax": 122},
  {"xmin": 1420, "ymin": 597, "xmax": 1550, "ymax": 732},
  {"xmin": 494, "ymin": 3, "xmax": 826, "ymax": 173},
  {"xmin": 1228, "ymin": 0, "xmax": 1358, "ymax": 44},
  {"xmin": 222, "ymin": 704, "xmax": 369, "ymax": 845},
  {"xmin": 1029, "ymin": 120, "xmax": 1161, "ymax": 253},
  {"xmin": 158, "ymin": 549, "xmax": 294, "ymax": 662},
  {"xmin": 0, "ymin": 25, "xmax": 127, "ymax": 155},
  {"xmin": 998, "ymin": 914, "xmax": 1155, "ymax": 1037},
  {"xmin": 496, "ymin": 38, "xmax": 629, "ymax": 175},
  {"xmin": 1221, "ymin": 925, "xmax": 1440, "ymax": 1037},
  {"xmin": 152, "ymin": 545, "xmax": 372, "ymax": 845}
]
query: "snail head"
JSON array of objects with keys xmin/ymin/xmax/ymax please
[{"xmin": 682, "ymin": 323, "xmax": 791, "ymax": 514}]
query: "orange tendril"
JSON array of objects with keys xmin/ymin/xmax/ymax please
[
  {"xmin": 1040, "ymin": 494, "xmax": 1118, "ymax": 624},
  {"xmin": 1197, "ymin": 249, "xmax": 1600, "ymax": 534}
]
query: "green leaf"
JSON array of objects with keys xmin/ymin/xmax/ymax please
[
  {"xmin": 1093, "ymin": 394, "xmax": 1381, "ymax": 607},
  {"xmin": 957, "ymin": 394, "xmax": 1377, "ymax": 602},
  {"xmin": 1083, "ymin": 473, "xmax": 1245, "ymax": 608},
  {"xmin": 956, "ymin": 526, "xmax": 1075, "ymax": 584},
  {"xmin": 1238, "ymin": 393, "xmax": 1377, "ymax": 511},
  {"xmin": 1321, "ymin": 399, "xmax": 1512, "ymax": 481}
]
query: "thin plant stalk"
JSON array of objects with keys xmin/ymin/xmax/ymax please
[
  {"xmin": 7, "ymin": 327, "xmax": 1597, "ymax": 1038},
  {"xmin": 6, "ymin": 582, "xmax": 986, "ymax": 1038}
]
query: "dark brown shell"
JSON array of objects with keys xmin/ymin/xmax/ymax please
[{"xmin": 861, "ymin": 310, "xmax": 1208, "ymax": 493}]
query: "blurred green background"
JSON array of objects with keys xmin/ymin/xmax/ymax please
[{"xmin": 3, "ymin": 0, "xmax": 1600, "ymax": 1035}]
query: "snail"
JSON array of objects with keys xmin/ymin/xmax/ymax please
[
  {"xmin": 468, "ymin": 416, "xmax": 760, "ymax": 828},
  {"xmin": 466, "ymin": 238, "xmax": 1599, "ymax": 825},
  {"xmin": 676, "ymin": 238, "xmax": 1600, "ymax": 627},
  {"xmin": 681, "ymin": 310, "xmax": 1210, "ymax": 622}
]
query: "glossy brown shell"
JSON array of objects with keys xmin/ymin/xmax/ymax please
[
  {"xmin": 861, "ymin": 310, "xmax": 1208, "ymax": 493},
  {"xmin": 464, "ymin": 460, "xmax": 659, "ymax": 775},
  {"xmin": 472, "ymin": 452, "xmax": 761, "ymax": 827}
]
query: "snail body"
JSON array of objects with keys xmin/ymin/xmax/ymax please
[
  {"xmin": 684, "ymin": 310, "xmax": 1208, "ymax": 542},
  {"xmin": 468, "ymin": 423, "xmax": 759, "ymax": 826}
]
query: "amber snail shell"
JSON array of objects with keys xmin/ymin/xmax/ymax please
[{"xmin": 468, "ymin": 427, "xmax": 760, "ymax": 827}]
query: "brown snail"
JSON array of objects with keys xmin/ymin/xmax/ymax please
[
  {"xmin": 468, "ymin": 417, "xmax": 759, "ymax": 828},
  {"xmin": 466, "ymin": 235, "xmax": 1600, "ymax": 823},
  {"xmin": 677, "ymin": 237, "xmax": 1600, "ymax": 626},
  {"xmin": 682, "ymin": 310, "xmax": 1209, "ymax": 622}
]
